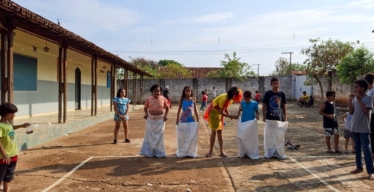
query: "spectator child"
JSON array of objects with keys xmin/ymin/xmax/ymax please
[
  {"xmin": 112, "ymin": 88, "xmax": 131, "ymax": 144},
  {"xmin": 348, "ymin": 79, "xmax": 374, "ymax": 180},
  {"xmin": 364, "ymin": 72, "xmax": 374, "ymax": 159},
  {"xmin": 342, "ymin": 112, "xmax": 354, "ymax": 153},
  {"xmin": 200, "ymin": 91, "xmax": 208, "ymax": 111},
  {"xmin": 0, "ymin": 102, "xmax": 31, "ymax": 191},
  {"xmin": 254, "ymin": 90, "xmax": 261, "ymax": 104},
  {"xmin": 319, "ymin": 90, "xmax": 341, "ymax": 153}
]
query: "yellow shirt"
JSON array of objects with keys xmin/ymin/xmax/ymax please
[
  {"xmin": 212, "ymin": 93, "xmax": 233, "ymax": 109},
  {"xmin": 0, "ymin": 123, "xmax": 18, "ymax": 158},
  {"xmin": 300, "ymin": 95, "xmax": 309, "ymax": 100}
]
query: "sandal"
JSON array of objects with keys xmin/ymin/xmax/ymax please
[
  {"xmin": 113, "ymin": 139, "xmax": 117, "ymax": 144},
  {"xmin": 205, "ymin": 153, "xmax": 212, "ymax": 158},
  {"xmin": 326, "ymin": 150, "xmax": 334, "ymax": 154},
  {"xmin": 125, "ymin": 139, "xmax": 131, "ymax": 143},
  {"xmin": 219, "ymin": 153, "xmax": 228, "ymax": 157},
  {"xmin": 334, "ymin": 150, "xmax": 343, "ymax": 154},
  {"xmin": 350, "ymin": 169, "xmax": 363, "ymax": 174}
]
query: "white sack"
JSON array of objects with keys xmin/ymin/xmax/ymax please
[
  {"xmin": 264, "ymin": 120, "xmax": 288, "ymax": 159},
  {"xmin": 139, "ymin": 118, "xmax": 166, "ymax": 158},
  {"xmin": 176, "ymin": 122, "xmax": 199, "ymax": 158},
  {"xmin": 237, "ymin": 119, "xmax": 260, "ymax": 159}
]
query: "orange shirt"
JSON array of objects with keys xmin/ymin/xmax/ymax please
[{"xmin": 145, "ymin": 96, "xmax": 169, "ymax": 112}]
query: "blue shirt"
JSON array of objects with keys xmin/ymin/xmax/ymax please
[
  {"xmin": 180, "ymin": 99, "xmax": 195, "ymax": 123},
  {"xmin": 113, "ymin": 97, "xmax": 130, "ymax": 115},
  {"xmin": 240, "ymin": 100, "xmax": 258, "ymax": 122}
]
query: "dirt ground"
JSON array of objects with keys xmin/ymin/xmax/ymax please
[{"xmin": 9, "ymin": 102, "xmax": 374, "ymax": 192}]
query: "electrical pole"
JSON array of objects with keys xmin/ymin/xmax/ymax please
[
  {"xmin": 252, "ymin": 64, "xmax": 260, "ymax": 77},
  {"xmin": 281, "ymin": 52, "xmax": 293, "ymax": 74}
]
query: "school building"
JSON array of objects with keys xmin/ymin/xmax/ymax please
[{"xmin": 0, "ymin": 1, "xmax": 150, "ymax": 150}]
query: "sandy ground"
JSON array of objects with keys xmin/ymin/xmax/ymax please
[{"xmin": 9, "ymin": 102, "xmax": 374, "ymax": 192}]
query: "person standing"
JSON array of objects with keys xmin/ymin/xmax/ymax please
[
  {"xmin": 163, "ymin": 86, "xmax": 172, "ymax": 109},
  {"xmin": 348, "ymin": 79, "xmax": 374, "ymax": 180},
  {"xmin": 364, "ymin": 72, "xmax": 374, "ymax": 160}
]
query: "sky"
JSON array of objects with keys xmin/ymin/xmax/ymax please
[{"xmin": 14, "ymin": 0, "xmax": 374, "ymax": 75}]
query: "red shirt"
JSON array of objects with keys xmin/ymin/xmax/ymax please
[
  {"xmin": 202, "ymin": 95, "xmax": 208, "ymax": 102},
  {"xmin": 255, "ymin": 93, "xmax": 261, "ymax": 101}
]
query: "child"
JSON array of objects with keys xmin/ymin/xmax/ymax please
[
  {"xmin": 348, "ymin": 79, "xmax": 374, "ymax": 180},
  {"xmin": 254, "ymin": 90, "xmax": 261, "ymax": 104},
  {"xmin": 175, "ymin": 86, "xmax": 200, "ymax": 158},
  {"xmin": 237, "ymin": 90, "xmax": 260, "ymax": 159},
  {"xmin": 262, "ymin": 77, "xmax": 287, "ymax": 122},
  {"xmin": 139, "ymin": 84, "xmax": 170, "ymax": 158},
  {"xmin": 204, "ymin": 87, "xmax": 242, "ymax": 158},
  {"xmin": 319, "ymin": 90, "xmax": 341, "ymax": 153},
  {"xmin": 0, "ymin": 102, "xmax": 31, "ymax": 191},
  {"xmin": 113, "ymin": 88, "xmax": 131, "ymax": 144},
  {"xmin": 176, "ymin": 86, "xmax": 199, "ymax": 125},
  {"xmin": 200, "ymin": 91, "xmax": 208, "ymax": 112},
  {"xmin": 342, "ymin": 112, "xmax": 354, "ymax": 153},
  {"xmin": 364, "ymin": 72, "xmax": 374, "ymax": 159},
  {"xmin": 239, "ymin": 90, "xmax": 259, "ymax": 121}
]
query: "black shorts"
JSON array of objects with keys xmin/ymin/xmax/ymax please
[{"xmin": 0, "ymin": 161, "xmax": 17, "ymax": 182}]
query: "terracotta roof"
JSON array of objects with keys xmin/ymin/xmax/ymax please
[
  {"xmin": 157, "ymin": 67, "xmax": 221, "ymax": 78},
  {"xmin": 291, "ymin": 70, "xmax": 307, "ymax": 75},
  {"xmin": 186, "ymin": 67, "xmax": 221, "ymax": 78},
  {"xmin": 0, "ymin": 1, "xmax": 151, "ymax": 77}
]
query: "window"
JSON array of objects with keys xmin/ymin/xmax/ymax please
[{"xmin": 14, "ymin": 54, "xmax": 37, "ymax": 91}]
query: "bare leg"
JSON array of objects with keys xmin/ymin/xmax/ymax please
[
  {"xmin": 326, "ymin": 137, "xmax": 332, "ymax": 151},
  {"xmin": 114, "ymin": 121, "xmax": 121, "ymax": 141},
  {"xmin": 3, "ymin": 182, "xmax": 10, "ymax": 192},
  {"xmin": 334, "ymin": 134, "xmax": 340, "ymax": 151},
  {"xmin": 207, "ymin": 130, "xmax": 217, "ymax": 156},
  {"xmin": 122, "ymin": 120, "xmax": 128, "ymax": 139},
  {"xmin": 217, "ymin": 130, "xmax": 224, "ymax": 155},
  {"xmin": 344, "ymin": 138, "xmax": 349, "ymax": 151}
]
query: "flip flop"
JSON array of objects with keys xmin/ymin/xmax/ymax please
[
  {"xmin": 205, "ymin": 153, "xmax": 212, "ymax": 158},
  {"xmin": 334, "ymin": 150, "xmax": 343, "ymax": 154},
  {"xmin": 219, "ymin": 153, "xmax": 228, "ymax": 157}
]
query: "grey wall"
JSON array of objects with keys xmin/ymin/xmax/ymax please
[
  {"xmin": 311, "ymin": 75, "xmax": 351, "ymax": 101},
  {"xmin": 13, "ymin": 80, "xmax": 110, "ymax": 117},
  {"xmin": 117, "ymin": 76, "xmax": 293, "ymax": 103}
]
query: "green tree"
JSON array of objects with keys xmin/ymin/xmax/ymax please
[
  {"xmin": 272, "ymin": 57, "xmax": 307, "ymax": 76},
  {"xmin": 207, "ymin": 52, "xmax": 255, "ymax": 81},
  {"xmin": 337, "ymin": 47, "xmax": 374, "ymax": 84},
  {"xmin": 129, "ymin": 57, "xmax": 159, "ymax": 78},
  {"xmin": 301, "ymin": 38, "xmax": 354, "ymax": 101},
  {"xmin": 158, "ymin": 59, "xmax": 182, "ymax": 66},
  {"xmin": 158, "ymin": 63, "xmax": 192, "ymax": 78}
]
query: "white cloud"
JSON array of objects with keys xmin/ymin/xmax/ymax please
[{"xmin": 190, "ymin": 13, "xmax": 234, "ymax": 23}]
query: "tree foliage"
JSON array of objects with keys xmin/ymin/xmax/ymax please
[
  {"xmin": 158, "ymin": 63, "xmax": 192, "ymax": 78},
  {"xmin": 271, "ymin": 57, "xmax": 307, "ymax": 76},
  {"xmin": 337, "ymin": 47, "xmax": 374, "ymax": 84},
  {"xmin": 301, "ymin": 38, "xmax": 354, "ymax": 100},
  {"xmin": 158, "ymin": 59, "xmax": 182, "ymax": 66},
  {"xmin": 207, "ymin": 52, "xmax": 255, "ymax": 81}
]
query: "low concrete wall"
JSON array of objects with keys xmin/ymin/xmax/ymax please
[{"xmin": 118, "ymin": 76, "xmax": 293, "ymax": 103}]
